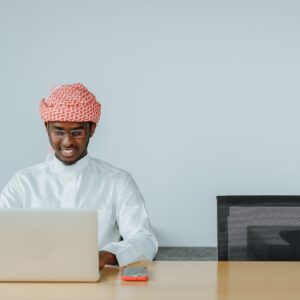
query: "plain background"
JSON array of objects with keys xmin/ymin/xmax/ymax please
[{"xmin": 1, "ymin": 0, "xmax": 300, "ymax": 246}]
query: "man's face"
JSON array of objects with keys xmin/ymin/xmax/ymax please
[{"xmin": 46, "ymin": 121, "xmax": 96, "ymax": 165}]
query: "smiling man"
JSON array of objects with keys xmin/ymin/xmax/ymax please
[
  {"xmin": 46, "ymin": 121, "xmax": 96, "ymax": 164},
  {"xmin": 0, "ymin": 83, "xmax": 158, "ymax": 269}
]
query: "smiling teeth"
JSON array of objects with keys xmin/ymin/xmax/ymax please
[{"xmin": 61, "ymin": 149, "xmax": 75, "ymax": 157}]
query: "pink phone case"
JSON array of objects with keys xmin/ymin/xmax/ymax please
[{"xmin": 121, "ymin": 266, "xmax": 148, "ymax": 281}]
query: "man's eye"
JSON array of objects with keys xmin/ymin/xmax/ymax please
[
  {"xmin": 54, "ymin": 130, "xmax": 65, "ymax": 137},
  {"xmin": 71, "ymin": 130, "xmax": 84, "ymax": 137}
]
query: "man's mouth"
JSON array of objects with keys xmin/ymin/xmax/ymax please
[{"xmin": 60, "ymin": 148, "xmax": 77, "ymax": 158}]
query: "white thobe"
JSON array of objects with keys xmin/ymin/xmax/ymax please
[{"xmin": 0, "ymin": 154, "xmax": 158, "ymax": 267}]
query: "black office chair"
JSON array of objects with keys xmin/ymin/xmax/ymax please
[{"xmin": 217, "ymin": 196, "xmax": 300, "ymax": 261}]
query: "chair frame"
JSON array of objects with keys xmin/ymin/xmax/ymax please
[{"xmin": 217, "ymin": 195, "xmax": 300, "ymax": 261}]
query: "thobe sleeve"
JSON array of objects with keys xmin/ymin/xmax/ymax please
[
  {"xmin": 0, "ymin": 175, "xmax": 24, "ymax": 208},
  {"xmin": 101, "ymin": 175, "xmax": 158, "ymax": 267}
]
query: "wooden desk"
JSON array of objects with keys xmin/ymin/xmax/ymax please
[{"xmin": 0, "ymin": 261, "xmax": 300, "ymax": 300}]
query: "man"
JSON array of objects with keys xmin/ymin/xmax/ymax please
[{"xmin": 0, "ymin": 83, "xmax": 158, "ymax": 269}]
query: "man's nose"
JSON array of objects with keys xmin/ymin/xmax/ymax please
[{"xmin": 61, "ymin": 133, "xmax": 73, "ymax": 146}]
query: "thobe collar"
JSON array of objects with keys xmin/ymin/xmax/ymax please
[{"xmin": 49, "ymin": 153, "xmax": 90, "ymax": 173}]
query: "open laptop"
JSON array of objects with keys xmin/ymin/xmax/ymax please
[{"xmin": 0, "ymin": 208, "xmax": 100, "ymax": 282}]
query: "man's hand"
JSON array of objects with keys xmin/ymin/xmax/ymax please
[{"xmin": 99, "ymin": 251, "xmax": 118, "ymax": 270}]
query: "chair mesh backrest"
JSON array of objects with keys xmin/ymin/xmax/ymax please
[{"xmin": 217, "ymin": 196, "xmax": 300, "ymax": 261}]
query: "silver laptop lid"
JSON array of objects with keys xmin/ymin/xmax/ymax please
[{"xmin": 0, "ymin": 209, "xmax": 100, "ymax": 282}]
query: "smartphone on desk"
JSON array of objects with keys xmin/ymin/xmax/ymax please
[{"xmin": 121, "ymin": 266, "xmax": 148, "ymax": 281}]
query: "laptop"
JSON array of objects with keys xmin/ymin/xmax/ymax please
[{"xmin": 0, "ymin": 208, "xmax": 100, "ymax": 282}]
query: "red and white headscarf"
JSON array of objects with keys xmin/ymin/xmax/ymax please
[{"xmin": 40, "ymin": 83, "xmax": 101, "ymax": 123}]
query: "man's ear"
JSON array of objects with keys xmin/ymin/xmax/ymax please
[
  {"xmin": 90, "ymin": 122, "xmax": 97, "ymax": 137},
  {"xmin": 44, "ymin": 122, "xmax": 48, "ymax": 131}
]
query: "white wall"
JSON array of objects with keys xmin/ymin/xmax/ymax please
[{"xmin": 1, "ymin": 0, "xmax": 300, "ymax": 246}]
